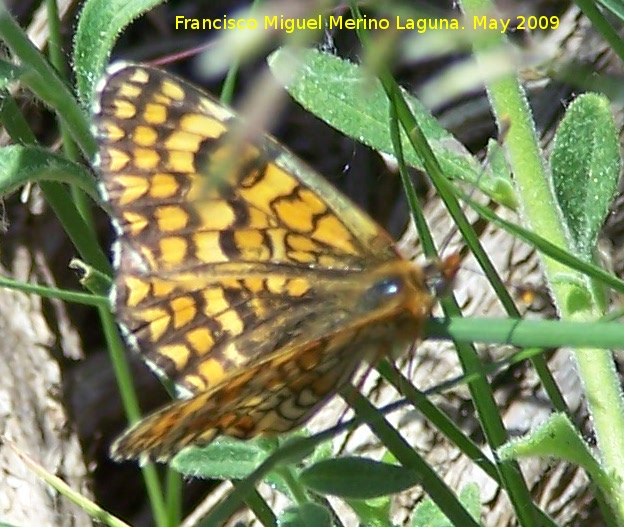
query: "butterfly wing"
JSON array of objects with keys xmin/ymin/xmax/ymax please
[
  {"xmin": 94, "ymin": 64, "xmax": 440, "ymax": 461},
  {"xmin": 110, "ymin": 288, "xmax": 430, "ymax": 462},
  {"xmin": 94, "ymin": 63, "xmax": 403, "ymax": 393}
]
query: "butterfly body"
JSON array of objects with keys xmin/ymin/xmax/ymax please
[{"xmin": 94, "ymin": 63, "xmax": 453, "ymax": 462}]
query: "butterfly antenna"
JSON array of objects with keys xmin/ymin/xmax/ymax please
[{"xmin": 438, "ymin": 118, "xmax": 511, "ymax": 261}]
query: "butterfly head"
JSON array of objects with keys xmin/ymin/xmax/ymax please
[
  {"xmin": 424, "ymin": 252, "xmax": 461, "ymax": 298},
  {"xmin": 357, "ymin": 254, "xmax": 458, "ymax": 325}
]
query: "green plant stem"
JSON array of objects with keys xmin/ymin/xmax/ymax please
[
  {"xmin": 276, "ymin": 465, "xmax": 309, "ymax": 505},
  {"xmin": 346, "ymin": 499, "xmax": 392, "ymax": 527},
  {"xmin": 459, "ymin": 0, "xmax": 624, "ymax": 522},
  {"xmin": 236, "ymin": 486, "xmax": 278, "ymax": 527},
  {"xmin": 0, "ymin": 274, "xmax": 106, "ymax": 306},
  {"xmin": 46, "ymin": 0, "xmax": 97, "ymax": 233},
  {"xmin": 164, "ymin": 467, "xmax": 182, "ymax": 527},
  {"xmin": 100, "ymin": 308, "xmax": 169, "ymax": 527}
]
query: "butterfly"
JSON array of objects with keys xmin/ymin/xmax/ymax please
[{"xmin": 93, "ymin": 63, "xmax": 458, "ymax": 463}]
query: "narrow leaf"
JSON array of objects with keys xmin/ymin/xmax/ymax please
[{"xmin": 0, "ymin": 145, "xmax": 97, "ymax": 200}]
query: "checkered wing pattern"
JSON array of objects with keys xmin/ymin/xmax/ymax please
[{"xmin": 94, "ymin": 63, "xmax": 442, "ymax": 462}]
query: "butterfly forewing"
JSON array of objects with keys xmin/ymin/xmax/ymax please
[{"xmin": 94, "ymin": 63, "xmax": 443, "ymax": 462}]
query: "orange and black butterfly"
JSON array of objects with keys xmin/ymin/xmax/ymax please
[{"xmin": 93, "ymin": 63, "xmax": 457, "ymax": 463}]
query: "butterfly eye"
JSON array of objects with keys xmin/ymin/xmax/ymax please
[{"xmin": 358, "ymin": 277, "xmax": 404, "ymax": 311}]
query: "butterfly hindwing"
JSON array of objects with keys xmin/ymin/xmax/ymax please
[{"xmin": 110, "ymin": 292, "xmax": 432, "ymax": 462}]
